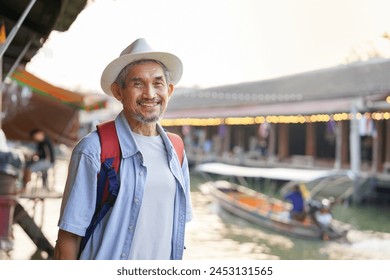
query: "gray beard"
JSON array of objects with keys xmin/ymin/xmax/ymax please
[{"xmin": 133, "ymin": 112, "xmax": 161, "ymax": 124}]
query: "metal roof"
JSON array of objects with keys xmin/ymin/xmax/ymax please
[
  {"xmin": 167, "ymin": 59, "xmax": 390, "ymax": 117},
  {"xmin": 0, "ymin": 0, "xmax": 87, "ymax": 77},
  {"xmin": 164, "ymin": 97, "xmax": 355, "ymax": 119}
]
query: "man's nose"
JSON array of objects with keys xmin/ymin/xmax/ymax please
[{"xmin": 143, "ymin": 84, "xmax": 156, "ymax": 98}]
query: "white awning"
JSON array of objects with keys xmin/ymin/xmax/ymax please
[{"xmin": 195, "ymin": 162, "xmax": 334, "ymax": 182}]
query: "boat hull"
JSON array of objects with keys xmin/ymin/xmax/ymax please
[{"xmin": 201, "ymin": 180, "xmax": 348, "ymax": 240}]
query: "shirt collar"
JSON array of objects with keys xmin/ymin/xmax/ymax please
[{"xmin": 114, "ymin": 111, "xmax": 172, "ymax": 159}]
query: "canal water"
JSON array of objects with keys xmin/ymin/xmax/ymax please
[
  {"xmin": 184, "ymin": 172, "xmax": 390, "ymax": 260},
  {"xmin": 5, "ymin": 159, "xmax": 390, "ymax": 260}
]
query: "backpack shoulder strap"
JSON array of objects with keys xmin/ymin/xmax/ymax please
[
  {"xmin": 167, "ymin": 132, "xmax": 184, "ymax": 165},
  {"xmin": 98, "ymin": 120, "xmax": 121, "ymax": 165},
  {"xmin": 96, "ymin": 120, "xmax": 121, "ymax": 204}
]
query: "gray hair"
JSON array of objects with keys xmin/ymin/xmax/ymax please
[{"xmin": 114, "ymin": 59, "xmax": 171, "ymax": 88}]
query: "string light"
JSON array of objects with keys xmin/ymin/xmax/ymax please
[{"xmin": 161, "ymin": 111, "xmax": 390, "ymax": 126}]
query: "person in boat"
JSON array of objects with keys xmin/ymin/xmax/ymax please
[
  {"xmin": 309, "ymin": 198, "xmax": 335, "ymax": 240},
  {"xmin": 284, "ymin": 185, "xmax": 306, "ymax": 221}
]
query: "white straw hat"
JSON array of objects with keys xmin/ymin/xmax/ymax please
[{"xmin": 100, "ymin": 38, "xmax": 183, "ymax": 96}]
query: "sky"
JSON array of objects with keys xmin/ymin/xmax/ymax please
[{"xmin": 26, "ymin": 0, "xmax": 390, "ymax": 94}]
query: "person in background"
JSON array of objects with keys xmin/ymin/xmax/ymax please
[
  {"xmin": 54, "ymin": 38, "xmax": 192, "ymax": 260},
  {"xmin": 23, "ymin": 129, "xmax": 55, "ymax": 189},
  {"xmin": 312, "ymin": 198, "xmax": 335, "ymax": 240},
  {"xmin": 0, "ymin": 129, "xmax": 25, "ymax": 188},
  {"xmin": 284, "ymin": 185, "xmax": 306, "ymax": 221}
]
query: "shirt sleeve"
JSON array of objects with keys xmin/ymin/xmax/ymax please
[{"xmin": 58, "ymin": 148, "xmax": 100, "ymax": 236}]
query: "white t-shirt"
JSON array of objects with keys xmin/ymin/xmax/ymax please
[
  {"xmin": 315, "ymin": 211, "xmax": 332, "ymax": 227},
  {"xmin": 129, "ymin": 133, "xmax": 176, "ymax": 259}
]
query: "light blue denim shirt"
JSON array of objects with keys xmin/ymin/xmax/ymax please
[{"xmin": 58, "ymin": 111, "xmax": 193, "ymax": 260}]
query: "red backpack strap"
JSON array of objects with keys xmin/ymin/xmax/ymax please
[
  {"xmin": 167, "ymin": 132, "xmax": 184, "ymax": 165},
  {"xmin": 97, "ymin": 120, "xmax": 121, "ymax": 165},
  {"xmin": 96, "ymin": 120, "xmax": 121, "ymax": 205}
]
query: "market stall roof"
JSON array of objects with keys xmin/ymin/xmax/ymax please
[
  {"xmin": 2, "ymin": 88, "xmax": 81, "ymax": 147},
  {"xmin": 1, "ymin": 69, "xmax": 108, "ymax": 146},
  {"xmin": 11, "ymin": 69, "xmax": 107, "ymax": 111},
  {"xmin": 0, "ymin": 0, "xmax": 88, "ymax": 77}
]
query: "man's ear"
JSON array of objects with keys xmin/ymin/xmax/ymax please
[
  {"xmin": 111, "ymin": 83, "xmax": 122, "ymax": 102},
  {"xmin": 168, "ymin": 83, "xmax": 175, "ymax": 98}
]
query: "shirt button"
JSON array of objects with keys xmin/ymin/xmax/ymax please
[
  {"xmin": 121, "ymin": 253, "xmax": 126, "ymax": 258},
  {"xmin": 128, "ymin": 225, "xmax": 134, "ymax": 231},
  {"xmin": 139, "ymin": 172, "xmax": 143, "ymax": 176},
  {"xmin": 134, "ymin": 198, "xmax": 139, "ymax": 204}
]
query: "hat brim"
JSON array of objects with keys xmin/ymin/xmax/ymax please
[{"xmin": 100, "ymin": 51, "xmax": 183, "ymax": 96}]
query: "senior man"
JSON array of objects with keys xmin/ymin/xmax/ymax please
[{"xmin": 54, "ymin": 38, "xmax": 192, "ymax": 260}]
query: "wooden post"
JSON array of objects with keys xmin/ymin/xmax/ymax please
[
  {"xmin": 278, "ymin": 123, "xmax": 289, "ymax": 159},
  {"xmin": 268, "ymin": 123, "xmax": 276, "ymax": 158},
  {"xmin": 334, "ymin": 121, "xmax": 342, "ymax": 169},
  {"xmin": 386, "ymin": 120, "xmax": 390, "ymax": 163},
  {"xmin": 306, "ymin": 122, "xmax": 316, "ymax": 156},
  {"xmin": 341, "ymin": 121, "xmax": 349, "ymax": 168},
  {"xmin": 372, "ymin": 120, "xmax": 383, "ymax": 172}
]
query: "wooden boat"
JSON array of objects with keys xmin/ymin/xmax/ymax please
[{"xmin": 200, "ymin": 180, "xmax": 350, "ymax": 240}]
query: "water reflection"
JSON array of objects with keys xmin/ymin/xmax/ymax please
[
  {"xmin": 323, "ymin": 230, "xmax": 390, "ymax": 260},
  {"xmin": 184, "ymin": 192, "xmax": 281, "ymax": 260},
  {"xmin": 186, "ymin": 186, "xmax": 390, "ymax": 260}
]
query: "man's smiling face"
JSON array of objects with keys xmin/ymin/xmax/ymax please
[{"xmin": 112, "ymin": 61, "xmax": 174, "ymax": 126}]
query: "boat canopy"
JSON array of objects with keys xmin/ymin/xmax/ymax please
[{"xmin": 195, "ymin": 162, "xmax": 334, "ymax": 182}]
